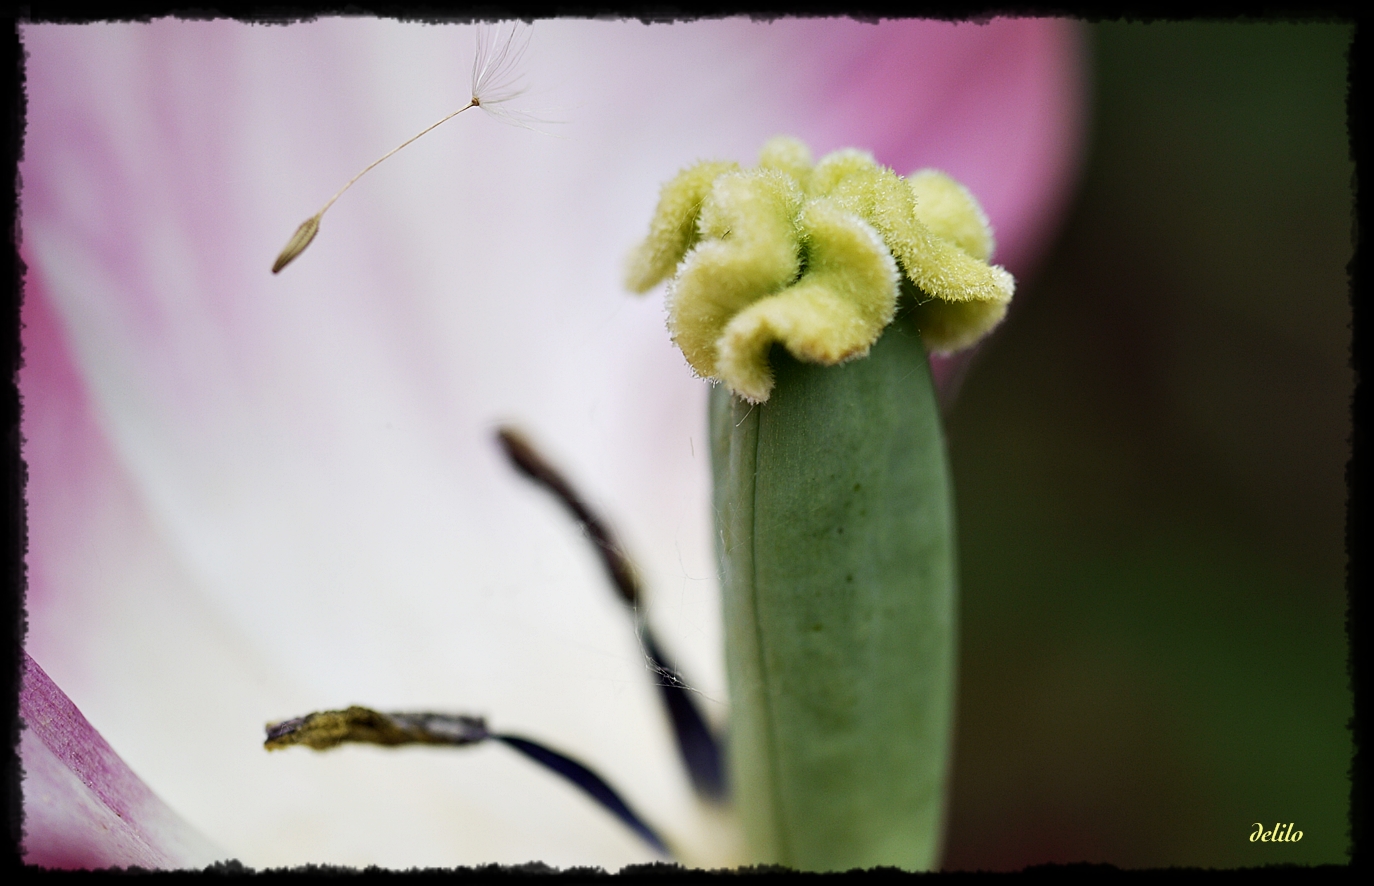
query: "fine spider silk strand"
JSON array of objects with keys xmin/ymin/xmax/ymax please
[{"xmin": 271, "ymin": 22, "xmax": 532, "ymax": 273}]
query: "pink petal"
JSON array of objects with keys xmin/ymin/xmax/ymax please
[
  {"xmin": 20, "ymin": 653, "xmax": 225, "ymax": 869},
  {"xmin": 20, "ymin": 20, "xmax": 1084, "ymax": 867}
]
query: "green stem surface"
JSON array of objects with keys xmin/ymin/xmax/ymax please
[{"xmin": 711, "ymin": 308, "xmax": 957, "ymax": 871}]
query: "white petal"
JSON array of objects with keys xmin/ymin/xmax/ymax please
[{"xmin": 21, "ymin": 18, "xmax": 1084, "ymax": 868}]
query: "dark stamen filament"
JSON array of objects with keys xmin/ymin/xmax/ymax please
[
  {"xmin": 495, "ymin": 426, "xmax": 728, "ymax": 802},
  {"xmin": 264, "ymin": 706, "xmax": 669, "ymax": 856}
]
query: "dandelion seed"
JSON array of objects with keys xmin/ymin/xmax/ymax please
[{"xmin": 271, "ymin": 22, "xmax": 534, "ymax": 274}]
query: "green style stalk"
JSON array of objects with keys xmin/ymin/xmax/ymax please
[
  {"xmin": 712, "ymin": 314, "xmax": 954, "ymax": 870},
  {"xmin": 628, "ymin": 137, "xmax": 1013, "ymax": 872}
]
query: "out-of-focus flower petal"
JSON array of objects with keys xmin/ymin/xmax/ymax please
[
  {"xmin": 20, "ymin": 18, "xmax": 1084, "ymax": 868},
  {"xmin": 20, "ymin": 653, "xmax": 226, "ymax": 869}
]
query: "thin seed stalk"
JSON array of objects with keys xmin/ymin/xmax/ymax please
[
  {"xmin": 272, "ymin": 102, "xmax": 477, "ymax": 273},
  {"xmin": 711, "ymin": 307, "xmax": 957, "ymax": 872}
]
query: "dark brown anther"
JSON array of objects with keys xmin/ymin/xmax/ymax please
[
  {"xmin": 495, "ymin": 427, "xmax": 641, "ymax": 607},
  {"xmin": 264, "ymin": 707, "xmax": 489, "ymax": 751}
]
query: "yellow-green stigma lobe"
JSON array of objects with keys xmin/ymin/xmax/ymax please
[{"xmin": 627, "ymin": 136, "xmax": 1014, "ymax": 402}]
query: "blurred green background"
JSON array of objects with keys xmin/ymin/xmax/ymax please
[{"xmin": 940, "ymin": 22, "xmax": 1352, "ymax": 869}]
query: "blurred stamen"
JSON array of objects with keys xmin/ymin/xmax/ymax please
[
  {"xmin": 265, "ymin": 706, "xmax": 670, "ymax": 857},
  {"xmin": 495, "ymin": 427, "xmax": 728, "ymax": 802}
]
